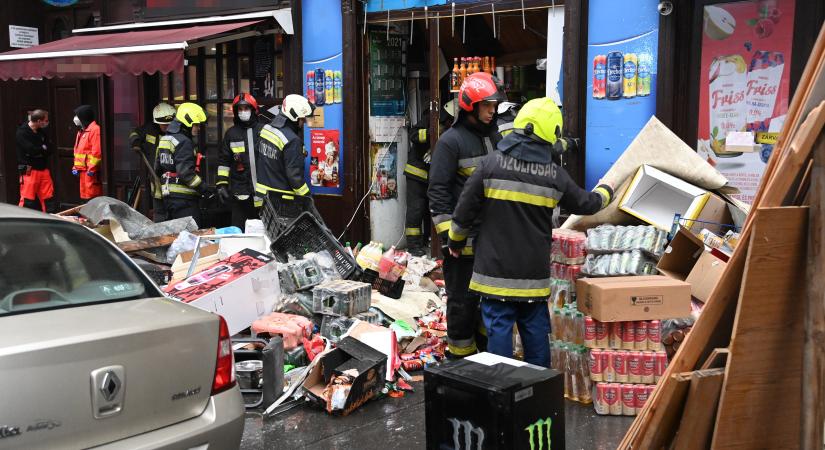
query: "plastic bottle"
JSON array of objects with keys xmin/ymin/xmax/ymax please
[
  {"xmin": 378, "ymin": 245, "xmax": 398, "ymax": 280},
  {"xmin": 459, "ymin": 57, "xmax": 467, "ymax": 83}
]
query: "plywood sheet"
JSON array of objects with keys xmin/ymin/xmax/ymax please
[{"xmin": 672, "ymin": 369, "xmax": 726, "ymax": 450}]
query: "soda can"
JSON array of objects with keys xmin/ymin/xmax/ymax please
[
  {"xmin": 605, "ymin": 383, "xmax": 622, "ymax": 416},
  {"xmin": 333, "ymin": 70, "xmax": 343, "ymax": 104},
  {"xmin": 621, "ymin": 384, "xmax": 637, "ymax": 416},
  {"xmin": 646, "ymin": 384, "xmax": 656, "ymax": 399},
  {"xmin": 314, "ymin": 68, "xmax": 326, "ymax": 105},
  {"xmin": 324, "ymin": 70, "xmax": 334, "ymax": 103},
  {"xmin": 400, "ymin": 352, "xmax": 418, "ymax": 361},
  {"xmin": 623, "ymin": 53, "xmax": 638, "ymax": 98},
  {"xmin": 655, "ymin": 351, "xmax": 669, "ymax": 382},
  {"xmin": 612, "ymin": 351, "xmax": 628, "ymax": 383},
  {"xmin": 648, "ymin": 320, "xmax": 662, "ymax": 351},
  {"xmin": 637, "ymin": 53, "xmax": 651, "ymax": 97},
  {"xmin": 635, "ymin": 321, "xmax": 649, "ymax": 351},
  {"xmin": 584, "ymin": 316, "xmax": 596, "ymax": 347},
  {"xmin": 627, "ymin": 351, "xmax": 642, "ymax": 383},
  {"xmin": 306, "ymin": 71, "xmax": 316, "ymax": 104},
  {"xmin": 595, "ymin": 320, "xmax": 608, "ymax": 348},
  {"xmin": 609, "ymin": 322, "xmax": 623, "ymax": 349},
  {"xmin": 594, "ymin": 383, "xmax": 609, "ymax": 415},
  {"xmin": 593, "ymin": 55, "xmax": 607, "ymax": 99},
  {"xmin": 589, "ymin": 349, "xmax": 604, "ymax": 382},
  {"xmin": 402, "ymin": 359, "xmax": 423, "ymax": 371},
  {"xmin": 642, "ymin": 351, "xmax": 655, "ymax": 384},
  {"xmin": 607, "ymin": 52, "xmax": 624, "ymax": 100},
  {"xmin": 622, "ymin": 322, "xmax": 636, "ymax": 350},
  {"xmin": 635, "ymin": 384, "xmax": 650, "ymax": 409},
  {"xmin": 604, "ymin": 350, "xmax": 615, "ymax": 383}
]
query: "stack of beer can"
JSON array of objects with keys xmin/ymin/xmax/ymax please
[
  {"xmin": 550, "ymin": 229, "xmax": 586, "ymax": 307},
  {"xmin": 549, "ymin": 304, "xmax": 592, "ymax": 404},
  {"xmin": 584, "ymin": 316, "xmax": 669, "ymax": 416},
  {"xmin": 582, "ymin": 225, "xmax": 667, "ymax": 277}
]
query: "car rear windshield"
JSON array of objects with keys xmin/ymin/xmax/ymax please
[{"xmin": 0, "ymin": 219, "xmax": 156, "ymax": 316}]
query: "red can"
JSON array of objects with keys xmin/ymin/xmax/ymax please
[
  {"xmin": 634, "ymin": 385, "xmax": 650, "ymax": 409},
  {"xmin": 642, "ymin": 351, "xmax": 655, "ymax": 384},
  {"xmin": 604, "ymin": 351, "xmax": 615, "ymax": 382},
  {"xmin": 622, "ymin": 322, "xmax": 636, "ymax": 350},
  {"xmin": 646, "ymin": 384, "xmax": 656, "ymax": 397},
  {"xmin": 621, "ymin": 384, "xmax": 637, "ymax": 416},
  {"xmin": 593, "ymin": 54, "xmax": 607, "ymax": 99},
  {"xmin": 589, "ymin": 349, "xmax": 605, "ymax": 382},
  {"xmin": 594, "ymin": 383, "xmax": 609, "ymax": 415},
  {"xmin": 595, "ymin": 320, "xmax": 609, "ymax": 348},
  {"xmin": 402, "ymin": 360, "xmax": 423, "ymax": 371},
  {"xmin": 584, "ymin": 316, "xmax": 596, "ymax": 347},
  {"xmin": 605, "ymin": 383, "xmax": 622, "ymax": 415},
  {"xmin": 634, "ymin": 321, "xmax": 649, "ymax": 351},
  {"xmin": 612, "ymin": 351, "xmax": 628, "ymax": 383},
  {"xmin": 627, "ymin": 351, "xmax": 642, "ymax": 383},
  {"xmin": 609, "ymin": 322, "xmax": 623, "ymax": 349},
  {"xmin": 648, "ymin": 320, "xmax": 662, "ymax": 350},
  {"xmin": 400, "ymin": 352, "xmax": 418, "ymax": 361},
  {"xmin": 655, "ymin": 351, "xmax": 668, "ymax": 381}
]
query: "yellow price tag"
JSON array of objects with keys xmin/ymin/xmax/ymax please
[{"xmin": 755, "ymin": 132, "xmax": 779, "ymax": 145}]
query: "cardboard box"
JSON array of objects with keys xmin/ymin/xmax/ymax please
[
  {"xmin": 687, "ymin": 193, "xmax": 735, "ymax": 237},
  {"xmin": 164, "ymin": 249, "xmax": 280, "ymax": 334},
  {"xmin": 656, "ymin": 226, "xmax": 705, "ymax": 280},
  {"xmin": 577, "ymin": 275, "xmax": 691, "ymax": 322},
  {"xmin": 723, "ymin": 131, "xmax": 759, "ymax": 153},
  {"xmin": 685, "ymin": 251, "xmax": 728, "ymax": 304},
  {"xmin": 170, "ymin": 243, "xmax": 221, "ymax": 283},
  {"xmin": 619, "ymin": 165, "xmax": 711, "ymax": 231},
  {"xmin": 313, "ymin": 280, "xmax": 372, "ymax": 316},
  {"xmin": 302, "ymin": 337, "xmax": 387, "ymax": 416}
]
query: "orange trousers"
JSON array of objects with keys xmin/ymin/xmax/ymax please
[
  {"xmin": 79, "ymin": 170, "xmax": 102, "ymax": 200},
  {"xmin": 19, "ymin": 168, "xmax": 54, "ymax": 212}
]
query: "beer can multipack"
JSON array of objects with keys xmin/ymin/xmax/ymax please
[
  {"xmin": 594, "ymin": 382, "xmax": 655, "ymax": 416},
  {"xmin": 583, "ymin": 317, "xmax": 662, "ymax": 352},
  {"xmin": 592, "ymin": 51, "xmax": 652, "ymax": 100}
]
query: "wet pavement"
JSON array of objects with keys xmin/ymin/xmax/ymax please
[{"xmin": 240, "ymin": 381, "xmax": 632, "ymax": 449}]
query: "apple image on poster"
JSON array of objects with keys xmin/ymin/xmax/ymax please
[{"xmin": 705, "ymin": 6, "xmax": 736, "ymax": 40}]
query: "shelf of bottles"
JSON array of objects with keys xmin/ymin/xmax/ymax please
[{"xmin": 449, "ymin": 56, "xmax": 496, "ymax": 92}]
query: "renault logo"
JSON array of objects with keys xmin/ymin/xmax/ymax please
[
  {"xmin": 99, "ymin": 371, "xmax": 121, "ymax": 402},
  {"xmin": 90, "ymin": 366, "xmax": 126, "ymax": 419}
]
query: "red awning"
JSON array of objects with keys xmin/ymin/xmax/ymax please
[{"xmin": 0, "ymin": 20, "xmax": 260, "ymax": 81}]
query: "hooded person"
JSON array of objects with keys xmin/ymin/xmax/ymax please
[
  {"xmin": 129, "ymin": 102, "xmax": 176, "ymax": 222},
  {"xmin": 447, "ymin": 97, "xmax": 614, "ymax": 367},
  {"xmin": 216, "ymin": 93, "xmax": 264, "ymax": 230},
  {"xmin": 71, "ymin": 104, "xmax": 102, "ymax": 200}
]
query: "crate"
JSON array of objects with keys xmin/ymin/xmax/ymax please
[
  {"xmin": 261, "ymin": 192, "xmax": 315, "ymax": 240},
  {"xmin": 313, "ymin": 280, "xmax": 372, "ymax": 316},
  {"xmin": 377, "ymin": 277, "xmax": 404, "ymax": 299},
  {"xmin": 270, "ymin": 212, "xmax": 361, "ymax": 280}
]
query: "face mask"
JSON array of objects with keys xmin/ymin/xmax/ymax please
[
  {"xmin": 238, "ymin": 110, "xmax": 252, "ymax": 122},
  {"xmin": 73, "ymin": 116, "xmax": 82, "ymax": 127}
]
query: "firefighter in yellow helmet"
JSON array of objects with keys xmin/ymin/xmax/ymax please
[
  {"xmin": 447, "ymin": 97, "xmax": 614, "ymax": 367},
  {"xmin": 156, "ymin": 102, "xmax": 208, "ymax": 226}
]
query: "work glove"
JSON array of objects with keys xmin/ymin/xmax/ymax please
[
  {"xmin": 87, "ymin": 170, "xmax": 95, "ymax": 177},
  {"xmin": 71, "ymin": 169, "xmax": 79, "ymax": 176},
  {"xmin": 217, "ymin": 185, "xmax": 232, "ymax": 205}
]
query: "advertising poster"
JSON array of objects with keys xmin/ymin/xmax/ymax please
[
  {"xmin": 369, "ymin": 30, "xmax": 406, "ymax": 117},
  {"xmin": 369, "ymin": 142, "xmax": 398, "ymax": 200},
  {"xmin": 697, "ymin": 0, "xmax": 795, "ymax": 203},
  {"xmin": 585, "ymin": 0, "xmax": 659, "ymax": 189},
  {"xmin": 302, "ymin": 0, "xmax": 344, "ymax": 195},
  {"xmin": 309, "ymin": 129, "xmax": 341, "ymax": 189}
]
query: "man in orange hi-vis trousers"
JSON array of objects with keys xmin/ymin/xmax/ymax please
[{"xmin": 72, "ymin": 105, "xmax": 102, "ymax": 200}]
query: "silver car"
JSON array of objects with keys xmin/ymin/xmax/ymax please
[{"xmin": 0, "ymin": 205, "xmax": 244, "ymax": 449}]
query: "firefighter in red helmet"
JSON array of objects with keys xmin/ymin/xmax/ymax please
[
  {"xmin": 216, "ymin": 93, "xmax": 264, "ymax": 230},
  {"xmin": 428, "ymin": 72, "xmax": 506, "ymax": 358}
]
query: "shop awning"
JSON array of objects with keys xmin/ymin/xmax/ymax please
[{"xmin": 0, "ymin": 20, "xmax": 261, "ymax": 81}]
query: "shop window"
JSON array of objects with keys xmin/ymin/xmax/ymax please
[
  {"xmin": 205, "ymin": 104, "xmax": 219, "ymax": 144},
  {"xmin": 205, "ymin": 58, "xmax": 218, "ymax": 100},
  {"xmin": 222, "ymin": 103, "xmax": 235, "ymax": 137},
  {"xmin": 222, "ymin": 55, "xmax": 235, "ymax": 100},
  {"xmin": 239, "ymin": 56, "xmax": 251, "ymax": 94},
  {"xmin": 275, "ymin": 54, "xmax": 284, "ymax": 99},
  {"xmin": 173, "ymin": 68, "xmax": 185, "ymax": 102},
  {"xmin": 160, "ymin": 74, "xmax": 170, "ymax": 102},
  {"xmin": 187, "ymin": 65, "xmax": 198, "ymax": 101}
]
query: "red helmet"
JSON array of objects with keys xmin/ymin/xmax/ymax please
[
  {"xmin": 232, "ymin": 92, "xmax": 259, "ymax": 114},
  {"xmin": 458, "ymin": 72, "xmax": 506, "ymax": 112}
]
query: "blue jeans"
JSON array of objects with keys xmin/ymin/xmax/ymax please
[{"xmin": 481, "ymin": 298, "xmax": 551, "ymax": 367}]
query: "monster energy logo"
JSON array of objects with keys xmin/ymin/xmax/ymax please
[
  {"xmin": 525, "ymin": 418, "xmax": 552, "ymax": 450},
  {"xmin": 447, "ymin": 418, "xmax": 485, "ymax": 450}
]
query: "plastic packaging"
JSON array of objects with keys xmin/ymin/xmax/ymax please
[{"xmin": 355, "ymin": 241, "xmax": 384, "ymax": 271}]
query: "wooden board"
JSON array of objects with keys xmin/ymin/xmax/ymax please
[
  {"xmin": 672, "ymin": 368, "xmax": 726, "ymax": 450},
  {"xmin": 712, "ymin": 207, "xmax": 808, "ymax": 449},
  {"xmin": 637, "ymin": 372, "xmax": 692, "ymax": 450},
  {"xmin": 700, "ymin": 348, "xmax": 729, "ymax": 370},
  {"xmin": 116, "ymin": 228, "xmax": 215, "ymax": 253}
]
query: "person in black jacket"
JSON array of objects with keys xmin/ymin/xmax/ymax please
[
  {"xmin": 129, "ymin": 102, "xmax": 176, "ymax": 222},
  {"xmin": 428, "ymin": 72, "xmax": 505, "ymax": 358},
  {"xmin": 448, "ymin": 97, "xmax": 614, "ymax": 367},
  {"xmin": 16, "ymin": 109, "xmax": 55, "ymax": 212},
  {"xmin": 216, "ymin": 93, "xmax": 263, "ymax": 230}
]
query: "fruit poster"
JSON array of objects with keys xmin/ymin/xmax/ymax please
[
  {"xmin": 369, "ymin": 142, "xmax": 398, "ymax": 200},
  {"xmin": 697, "ymin": 0, "xmax": 795, "ymax": 203},
  {"xmin": 309, "ymin": 129, "xmax": 341, "ymax": 189}
]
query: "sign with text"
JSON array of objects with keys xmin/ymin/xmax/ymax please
[{"xmin": 9, "ymin": 25, "xmax": 38, "ymax": 49}]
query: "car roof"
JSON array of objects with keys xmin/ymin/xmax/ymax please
[{"xmin": 0, "ymin": 204, "xmax": 65, "ymax": 221}]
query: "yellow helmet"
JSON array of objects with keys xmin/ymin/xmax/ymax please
[
  {"xmin": 513, "ymin": 97, "xmax": 563, "ymax": 145},
  {"xmin": 175, "ymin": 102, "xmax": 207, "ymax": 128}
]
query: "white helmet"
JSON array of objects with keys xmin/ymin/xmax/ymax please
[
  {"xmin": 153, "ymin": 102, "xmax": 176, "ymax": 124},
  {"xmin": 281, "ymin": 94, "xmax": 315, "ymax": 122}
]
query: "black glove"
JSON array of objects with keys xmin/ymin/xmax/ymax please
[{"xmin": 216, "ymin": 185, "xmax": 232, "ymax": 204}]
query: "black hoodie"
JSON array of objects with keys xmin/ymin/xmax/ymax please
[{"xmin": 74, "ymin": 105, "xmax": 95, "ymax": 128}]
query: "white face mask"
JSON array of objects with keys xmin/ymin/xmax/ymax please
[
  {"xmin": 238, "ymin": 110, "xmax": 252, "ymax": 122},
  {"xmin": 73, "ymin": 116, "xmax": 82, "ymax": 127}
]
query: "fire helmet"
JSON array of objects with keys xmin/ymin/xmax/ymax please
[
  {"xmin": 458, "ymin": 72, "xmax": 506, "ymax": 112},
  {"xmin": 153, "ymin": 103, "xmax": 176, "ymax": 124}
]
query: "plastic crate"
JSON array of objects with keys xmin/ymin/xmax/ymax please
[
  {"xmin": 270, "ymin": 212, "xmax": 361, "ymax": 280},
  {"xmin": 261, "ymin": 192, "xmax": 315, "ymax": 240},
  {"xmin": 377, "ymin": 277, "xmax": 405, "ymax": 299}
]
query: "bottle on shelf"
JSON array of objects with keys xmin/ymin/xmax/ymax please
[
  {"xmin": 459, "ymin": 57, "xmax": 467, "ymax": 83},
  {"xmin": 451, "ymin": 58, "xmax": 460, "ymax": 91},
  {"xmin": 483, "ymin": 56, "xmax": 491, "ymax": 74}
]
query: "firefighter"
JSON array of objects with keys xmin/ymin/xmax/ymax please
[
  {"xmin": 129, "ymin": 102, "xmax": 176, "ymax": 222},
  {"xmin": 403, "ymin": 101, "xmax": 457, "ymax": 256},
  {"xmin": 254, "ymin": 94, "xmax": 314, "ymax": 211},
  {"xmin": 428, "ymin": 72, "xmax": 505, "ymax": 358},
  {"xmin": 447, "ymin": 97, "xmax": 614, "ymax": 367},
  {"xmin": 16, "ymin": 109, "xmax": 56, "ymax": 213},
  {"xmin": 496, "ymin": 101, "xmax": 520, "ymax": 138},
  {"xmin": 71, "ymin": 105, "xmax": 102, "ymax": 201},
  {"xmin": 216, "ymin": 93, "xmax": 263, "ymax": 230},
  {"xmin": 157, "ymin": 102, "xmax": 208, "ymax": 226}
]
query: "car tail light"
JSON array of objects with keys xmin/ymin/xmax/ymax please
[{"xmin": 211, "ymin": 315, "xmax": 236, "ymax": 395}]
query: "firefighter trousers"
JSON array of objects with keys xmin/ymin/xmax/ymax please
[
  {"xmin": 19, "ymin": 168, "xmax": 55, "ymax": 213},
  {"xmin": 152, "ymin": 197, "xmax": 168, "ymax": 223},
  {"xmin": 165, "ymin": 196, "xmax": 202, "ymax": 228},
  {"xmin": 481, "ymin": 298, "xmax": 551, "ymax": 367},
  {"xmin": 443, "ymin": 255, "xmax": 486, "ymax": 356},
  {"xmin": 231, "ymin": 197, "xmax": 259, "ymax": 231},
  {"xmin": 405, "ymin": 178, "xmax": 429, "ymax": 252}
]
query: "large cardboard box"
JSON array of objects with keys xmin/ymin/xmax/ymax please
[
  {"xmin": 685, "ymin": 251, "xmax": 728, "ymax": 304},
  {"xmin": 619, "ymin": 165, "xmax": 711, "ymax": 231},
  {"xmin": 577, "ymin": 275, "xmax": 691, "ymax": 322},
  {"xmin": 656, "ymin": 226, "xmax": 705, "ymax": 280},
  {"xmin": 164, "ymin": 249, "xmax": 280, "ymax": 334},
  {"xmin": 687, "ymin": 193, "xmax": 735, "ymax": 237},
  {"xmin": 302, "ymin": 337, "xmax": 387, "ymax": 416}
]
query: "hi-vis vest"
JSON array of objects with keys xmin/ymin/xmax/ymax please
[{"xmin": 254, "ymin": 116, "xmax": 311, "ymax": 207}]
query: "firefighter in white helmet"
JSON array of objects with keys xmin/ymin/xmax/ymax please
[{"xmin": 129, "ymin": 102, "xmax": 176, "ymax": 221}]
